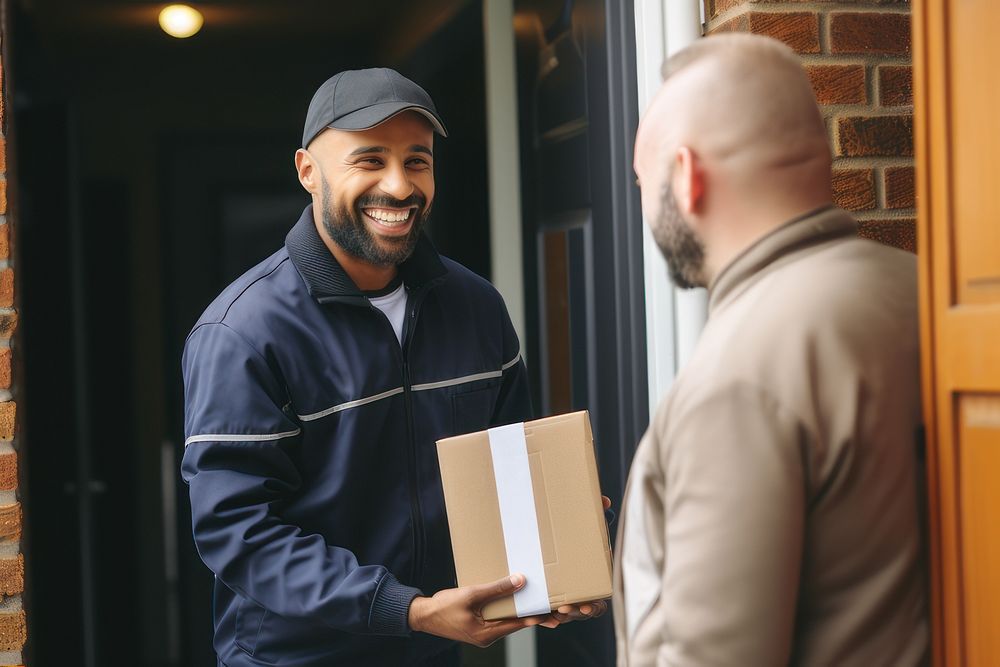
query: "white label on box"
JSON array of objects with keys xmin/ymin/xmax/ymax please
[{"xmin": 488, "ymin": 423, "xmax": 551, "ymax": 617}]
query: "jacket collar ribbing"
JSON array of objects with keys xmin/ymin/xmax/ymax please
[{"xmin": 285, "ymin": 204, "xmax": 448, "ymax": 303}]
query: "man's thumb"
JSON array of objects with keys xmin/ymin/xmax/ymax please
[{"xmin": 471, "ymin": 573, "xmax": 525, "ymax": 604}]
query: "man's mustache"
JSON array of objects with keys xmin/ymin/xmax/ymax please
[{"xmin": 356, "ymin": 193, "xmax": 427, "ymax": 210}]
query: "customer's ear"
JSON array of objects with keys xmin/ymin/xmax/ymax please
[{"xmin": 674, "ymin": 145, "xmax": 705, "ymax": 215}]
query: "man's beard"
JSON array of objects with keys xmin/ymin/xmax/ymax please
[
  {"xmin": 320, "ymin": 182, "xmax": 429, "ymax": 268},
  {"xmin": 650, "ymin": 175, "xmax": 706, "ymax": 289}
]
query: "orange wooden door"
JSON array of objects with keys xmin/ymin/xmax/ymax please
[{"xmin": 914, "ymin": 1, "xmax": 1000, "ymax": 665}]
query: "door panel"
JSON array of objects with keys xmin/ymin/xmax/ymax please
[
  {"xmin": 948, "ymin": 2, "xmax": 1000, "ymax": 307},
  {"xmin": 914, "ymin": 0, "xmax": 1000, "ymax": 664},
  {"xmin": 958, "ymin": 395, "xmax": 1000, "ymax": 666}
]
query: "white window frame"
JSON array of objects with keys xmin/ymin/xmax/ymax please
[{"xmin": 634, "ymin": 0, "xmax": 708, "ymax": 415}]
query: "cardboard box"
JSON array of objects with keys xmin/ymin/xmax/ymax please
[{"xmin": 436, "ymin": 411, "xmax": 613, "ymax": 620}]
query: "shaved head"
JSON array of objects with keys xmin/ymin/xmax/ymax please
[
  {"xmin": 635, "ymin": 34, "xmax": 833, "ymax": 287},
  {"xmin": 655, "ymin": 33, "xmax": 828, "ymax": 170}
]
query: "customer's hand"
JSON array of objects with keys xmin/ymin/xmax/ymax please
[{"xmin": 408, "ymin": 574, "xmax": 545, "ymax": 647}]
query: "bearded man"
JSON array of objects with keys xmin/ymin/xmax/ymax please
[
  {"xmin": 615, "ymin": 35, "xmax": 928, "ymax": 666},
  {"xmin": 181, "ymin": 68, "xmax": 602, "ymax": 667}
]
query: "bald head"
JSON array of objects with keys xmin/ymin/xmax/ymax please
[
  {"xmin": 650, "ymin": 33, "xmax": 828, "ymax": 176},
  {"xmin": 635, "ymin": 34, "xmax": 833, "ymax": 287}
]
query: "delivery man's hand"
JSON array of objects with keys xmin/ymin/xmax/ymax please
[
  {"xmin": 538, "ymin": 599, "xmax": 609, "ymax": 628},
  {"xmin": 538, "ymin": 495, "xmax": 613, "ymax": 629},
  {"xmin": 408, "ymin": 573, "xmax": 546, "ymax": 647}
]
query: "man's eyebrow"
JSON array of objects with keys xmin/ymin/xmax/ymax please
[
  {"xmin": 409, "ymin": 145, "xmax": 433, "ymax": 156},
  {"xmin": 348, "ymin": 146, "xmax": 388, "ymax": 156}
]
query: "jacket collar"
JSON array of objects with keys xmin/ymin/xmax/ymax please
[
  {"xmin": 285, "ymin": 204, "xmax": 448, "ymax": 304},
  {"xmin": 708, "ymin": 205, "xmax": 857, "ymax": 314}
]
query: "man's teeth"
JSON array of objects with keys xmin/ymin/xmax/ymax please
[{"xmin": 365, "ymin": 208, "xmax": 411, "ymax": 224}]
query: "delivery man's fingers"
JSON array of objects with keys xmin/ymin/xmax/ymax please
[
  {"xmin": 474, "ymin": 617, "xmax": 539, "ymax": 647},
  {"xmin": 551, "ymin": 598, "xmax": 609, "ymax": 624},
  {"xmin": 602, "ymin": 495, "xmax": 612, "ymax": 510},
  {"xmin": 564, "ymin": 599, "xmax": 607, "ymax": 618},
  {"xmin": 467, "ymin": 573, "xmax": 525, "ymax": 606},
  {"xmin": 536, "ymin": 614, "xmax": 562, "ymax": 629}
]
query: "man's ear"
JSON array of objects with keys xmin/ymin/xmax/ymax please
[
  {"xmin": 674, "ymin": 146, "xmax": 705, "ymax": 215},
  {"xmin": 294, "ymin": 148, "xmax": 320, "ymax": 195}
]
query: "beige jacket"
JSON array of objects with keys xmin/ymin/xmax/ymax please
[{"xmin": 614, "ymin": 207, "xmax": 928, "ymax": 666}]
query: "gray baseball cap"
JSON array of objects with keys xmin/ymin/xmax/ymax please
[{"xmin": 302, "ymin": 68, "xmax": 448, "ymax": 148}]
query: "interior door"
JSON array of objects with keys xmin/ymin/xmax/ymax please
[{"xmin": 914, "ymin": 1, "xmax": 1000, "ymax": 665}]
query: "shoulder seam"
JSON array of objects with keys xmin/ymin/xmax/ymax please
[
  {"xmin": 221, "ymin": 256, "xmax": 291, "ymax": 323},
  {"xmin": 184, "ymin": 256, "xmax": 291, "ymax": 348},
  {"xmin": 187, "ymin": 321, "xmax": 270, "ymax": 369}
]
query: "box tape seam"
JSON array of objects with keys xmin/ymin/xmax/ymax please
[{"xmin": 487, "ymin": 422, "xmax": 550, "ymax": 617}]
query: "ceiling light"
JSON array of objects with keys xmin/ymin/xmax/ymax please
[{"xmin": 158, "ymin": 4, "xmax": 204, "ymax": 39}]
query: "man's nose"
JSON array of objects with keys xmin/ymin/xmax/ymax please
[{"xmin": 378, "ymin": 162, "xmax": 415, "ymax": 201}]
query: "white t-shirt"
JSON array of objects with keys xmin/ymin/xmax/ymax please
[{"xmin": 368, "ymin": 282, "xmax": 408, "ymax": 346}]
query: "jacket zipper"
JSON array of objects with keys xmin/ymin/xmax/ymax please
[
  {"xmin": 401, "ymin": 360, "xmax": 423, "ymax": 584},
  {"xmin": 401, "ymin": 291, "xmax": 428, "ymax": 586},
  {"xmin": 369, "ymin": 290, "xmax": 428, "ymax": 586}
]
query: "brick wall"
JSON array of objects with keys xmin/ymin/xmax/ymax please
[
  {"xmin": 0, "ymin": 32, "xmax": 26, "ymax": 667},
  {"xmin": 703, "ymin": 0, "xmax": 916, "ymax": 252}
]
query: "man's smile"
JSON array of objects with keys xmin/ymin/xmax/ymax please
[{"xmin": 361, "ymin": 206, "xmax": 418, "ymax": 235}]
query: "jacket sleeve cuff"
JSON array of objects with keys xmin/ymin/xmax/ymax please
[{"xmin": 369, "ymin": 573, "xmax": 423, "ymax": 636}]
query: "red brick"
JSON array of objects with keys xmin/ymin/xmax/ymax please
[
  {"xmin": 748, "ymin": 12, "xmax": 820, "ymax": 53},
  {"xmin": 831, "ymin": 13, "xmax": 911, "ymax": 55},
  {"xmin": 806, "ymin": 65, "xmax": 867, "ymax": 105},
  {"xmin": 0, "ymin": 451, "xmax": 15, "ymax": 489},
  {"xmin": 0, "ymin": 311, "xmax": 17, "ymax": 340},
  {"xmin": 706, "ymin": 0, "xmax": 910, "ymax": 19},
  {"xmin": 879, "ymin": 65, "xmax": 913, "ymax": 106},
  {"xmin": 0, "ymin": 348, "xmax": 9, "ymax": 390},
  {"xmin": 0, "ymin": 270, "xmax": 11, "ymax": 309},
  {"xmin": 708, "ymin": 11, "xmax": 820, "ymax": 53},
  {"xmin": 0, "ymin": 502, "xmax": 20, "ymax": 541},
  {"xmin": 885, "ymin": 166, "xmax": 915, "ymax": 209},
  {"xmin": 0, "ymin": 180, "xmax": 6, "ymax": 216},
  {"xmin": 0, "ymin": 225, "xmax": 8, "ymax": 261},
  {"xmin": 0, "ymin": 555, "xmax": 23, "ymax": 595},
  {"xmin": 710, "ymin": 12, "xmax": 750, "ymax": 35},
  {"xmin": 707, "ymin": 0, "xmax": 745, "ymax": 19},
  {"xmin": 836, "ymin": 115, "xmax": 913, "ymax": 157},
  {"xmin": 833, "ymin": 169, "xmax": 876, "ymax": 211},
  {"xmin": 858, "ymin": 219, "xmax": 916, "ymax": 253},
  {"xmin": 0, "ymin": 610, "xmax": 25, "ymax": 652},
  {"xmin": 0, "ymin": 403, "xmax": 14, "ymax": 440},
  {"xmin": 0, "ymin": 137, "xmax": 6, "ymax": 173}
]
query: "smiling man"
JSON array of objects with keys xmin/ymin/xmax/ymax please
[{"xmin": 180, "ymin": 69, "xmax": 603, "ymax": 667}]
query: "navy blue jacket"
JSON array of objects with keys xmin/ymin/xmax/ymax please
[{"xmin": 181, "ymin": 206, "xmax": 533, "ymax": 666}]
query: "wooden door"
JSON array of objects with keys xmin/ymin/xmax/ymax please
[{"xmin": 914, "ymin": 1, "xmax": 1000, "ymax": 665}]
